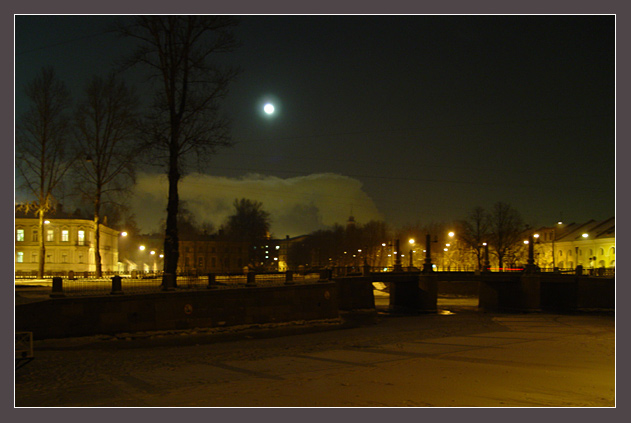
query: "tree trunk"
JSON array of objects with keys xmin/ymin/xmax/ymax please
[
  {"xmin": 163, "ymin": 143, "xmax": 180, "ymax": 287},
  {"xmin": 38, "ymin": 209, "xmax": 45, "ymax": 278},
  {"xmin": 94, "ymin": 194, "xmax": 102, "ymax": 278}
]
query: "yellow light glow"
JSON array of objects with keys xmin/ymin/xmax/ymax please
[
  {"xmin": 150, "ymin": 251, "xmax": 156, "ymax": 255},
  {"xmin": 448, "ymin": 232, "xmax": 455, "ymax": 237},
  {"xmin": 121, "ymin": 231, "xmax": 128, "ymax": 237},
  {"xmin": 139, "ymin": 245, "xmax": 145, "ymax": 251},
  {"xmin": 582, "ymin": 233, "xmax": 589, "ymax": 238},
  {"xmin": 533, "ymin": 233, "xmax": 539, "ymax": 238},
  {"xmin": 409, "ymin": 239, "xmax": 415, "ymax": 244}
]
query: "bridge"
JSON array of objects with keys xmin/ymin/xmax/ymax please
[{"xmin": 331, "ymin": 267, "xmax": 614, "ymax": 314}]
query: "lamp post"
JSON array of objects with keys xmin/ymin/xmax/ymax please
[
  {"xmin": 423, "ymin": 234, "xmax": 437, "ymax": 273},
  {"xmin": 482, "ymin": 242, "xmax": 490, "ymax": 272},
  {"xmin": 408, "ymin": 238, "xmax": 415, "ymax": 269},
  {"xmin": 393, "ymin": 239, "xmax": 403, "ymax": 272}
]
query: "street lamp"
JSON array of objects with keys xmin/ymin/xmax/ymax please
[
  {"xmin": 423, "ymin": 234, "xmax": 437, "ymax": 273},
  {"xmin": 408, "ymin": 239, "xmax": 415, "ymax": 269}
]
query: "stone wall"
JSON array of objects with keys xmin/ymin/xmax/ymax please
[{"xmin": 16, "ymin": 282, "xmax": 339, "ymax": 340}]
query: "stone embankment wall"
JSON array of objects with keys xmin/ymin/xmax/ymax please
[{"xmin": 16, "ymin": 282, "xmax": 340, "ymax": 340}]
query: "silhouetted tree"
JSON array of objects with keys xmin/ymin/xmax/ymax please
[
  {"xmin": 73, "ymin": 74, "xmax": 141, "ymax": 277},
  {"xmin": 223, "ymin": 198, "xmax": 271, "ymax": 266},
  {"xmin": 487, "ymin": 202, "xmax": 525, "ymax": 271},
  {"xmin": 458, "ymin": 206, "xmax": 491, "ymax": 270},
  {"xmin": 119, "ymin": 16, "xmax": 240, "ymax": 285},
  {"xmin": 16, "ymin": 67, "xmax": 74, "ymax": 278}
]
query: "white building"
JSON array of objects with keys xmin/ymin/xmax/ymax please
[{"xmin": 15, "ymin": 217, "xmax": 120, "ymax": 275}]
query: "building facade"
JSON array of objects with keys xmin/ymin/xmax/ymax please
[
  {"xmin": 533, "ymin": 217, "xmax": 615, "ymax": 271},
  {"xmin": 15, "ymin": 217, "xmax": 120, "ymax": 275}
]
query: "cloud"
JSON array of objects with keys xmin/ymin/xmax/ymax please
[{"xmin": 131, "ymin": 172, "xmax": 383, "ymax": 237}]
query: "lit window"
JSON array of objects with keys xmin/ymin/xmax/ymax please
[
  {"xmin": 16, "ymin": 229, "xmax": 24, "ymax": 242},
  {"xmin": 61, "ymin": 230, "xmax": 69, "ymax": 242},
  {"xmin": 16, "ymin": 252, "xmax": 24, "ymax": 263},
  {"xmin": 78, "ymin": 230, "xmax": 85, "ymax": 245},
  {"xmin": 47, "ymin": 230, "xmax": 54, "ymax": 242}
]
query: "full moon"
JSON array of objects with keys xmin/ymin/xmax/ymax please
[{"xmin": 263, "ymin": 103, "xmax": 275, "ymax": 115}]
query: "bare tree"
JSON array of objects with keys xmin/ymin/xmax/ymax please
[
  {"xmin": 458, "ymin": 206, "xmax": 491, "ymax": 270},
  {"xmin": 487, "ymin": 202, "xmax": 525, "ymax": 271},
  {"xmin": 16, "ymin": 67, "xmax": 74, "ymax": 278},
  {"xmin": 119, "ymin": 16, "xmax": 240, "ymax": 286},
  {"xmin": 73, "ymin": 74, "xmax": 141, "ymax": 277},
  {"xmin": 223, "ymin": 198, "xmax": 271, "ymax": 267}
]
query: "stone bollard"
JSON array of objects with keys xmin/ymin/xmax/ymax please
[
  {"xmin": 68, "ymin": 270, "xmax": 75, "ymax": 280},
  {"xmin": 50, "ymin": 276, "xmax": 65, "ymax": 298},
  {"xmin": 207, "ymin": 273, "xmax": 216, "ymax": 289},
  {"xmin": 110, "ymin": 275, "xmax": 123, "ymax": 295},
  {"xmin": 318, "ymin": 269, "xmax": 331, "ymax": 282},
  {"xmin": 284, "ymin": 270, "xmax": 295, "ymax": 285},
  {"xmin": 246, "ymin": 272, "xmax": 256, "ymax": 287}
]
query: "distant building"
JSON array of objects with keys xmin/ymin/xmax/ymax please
[
  {"xmin": 178, "ymin": 238, "xmax": 250, "ymax": 274},
  {"xmin": 533, "ymin": 217, "xmax": 615, "ymax": 271},
  {"xmin": 15, "ymin": 215, "xmax": 120, "ymax": 275}
]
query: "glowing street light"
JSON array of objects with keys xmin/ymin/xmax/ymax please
[
  {"xmin": 139, "ymin": 245, "xmax": 146, "ymax": 251},
  {"xmin": 120, "ymin": 231, "xmax": 128, "ymax": 237}
]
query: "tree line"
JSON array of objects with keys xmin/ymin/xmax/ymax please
[
  {"xmin": 287, "ymin": 201, "xmax": 531, "ymax": 272},
  {"xmin": 16, "ymin": 17, "xmax": 242, "ymax": 281}
]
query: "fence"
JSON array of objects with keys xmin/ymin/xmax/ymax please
[{"xmin": 45, "ymin": 271, "xmax": 324, "ymax": 297}]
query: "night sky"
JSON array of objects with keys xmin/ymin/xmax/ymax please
[{"xmin": 15, "ymin": 15, "xmax": 615, "ymax": 237}]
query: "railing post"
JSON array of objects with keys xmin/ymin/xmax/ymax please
[
  {"xmin": 285, "ymin": 270, "xmax": 294, "ymax": 285},
  {"xmin": 110, "ymin": 275, "xmax": 123, "ymax": 295},
  {"xmin": 207, "ymin": 273, "xmax": 216, "ymax": 289},
  {"xmin": 246, "ymin": 272, "xmax": 256, "ymax": 287},
  {"xmin": 50, "ymin": 276, "xmax": 65, "ymax": 298}
]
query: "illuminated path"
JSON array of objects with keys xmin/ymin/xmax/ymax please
[{"xmin": 15, "ymin": 309, "xmax": 614, "ymax": 407}]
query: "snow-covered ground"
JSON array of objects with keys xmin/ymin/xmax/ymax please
[{"xmin": 15, "ymin": 305, "xmax": 614, "ymax": 407}]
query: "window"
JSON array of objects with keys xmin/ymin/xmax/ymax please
[
  {"xmin": 31, "ymin": 253, "xmax": 37, "ymax": 263},
  {"xmin": 61, "ymin": 253, "xmax": 68, "ymax": 263},
  {"xmin": 46, "ymin": 254, "xmax": 53, "ymax": 263},
  {"xmin": 32, "ymin": 230, "xmax": 38, "ymax": 242},
  {"xmin": 78, "ymin": 230, "xmax": 85, "ymax": 246},
  {"xmin": 47, "ymin": 229, "xmax": 54, "ymax": 242},
  {"xmin": 559, "ymin": 250, "xmax": 563, "ymax": 257},
  {"xmin": 599, "ymin": 248, "xmax": 604, "ymax": 256},
  {"xmin": 61, "ymin": 230, "xmax": 69, "ymax": 242},
  {"xmin": 16, "ymin": 252, "xmax": 24, "ymax": 263},
  {"xmin": 16, "ymin": 229, "xmax": 24, "ymax": 242},
  {"xmin": 568, "ymin": 250, "xmax": 572, "ymax": 257},
  {"xmin": 78, "ymin": 253, "xmax": 83, "ymax": 263}
]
